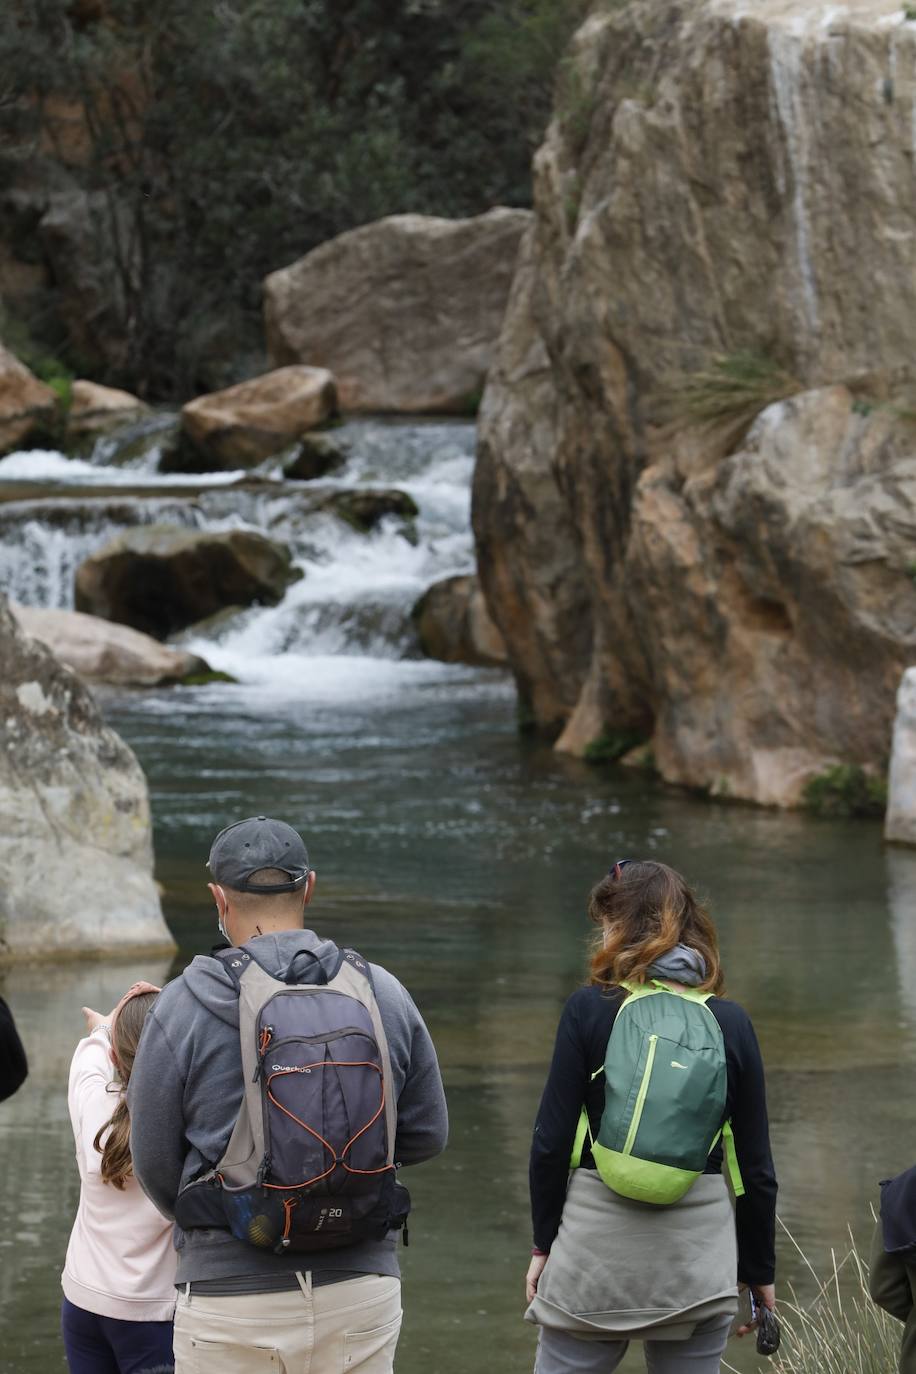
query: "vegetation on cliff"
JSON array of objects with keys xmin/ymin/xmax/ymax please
[{"xmin": 0, "ymin": 0, "xmax": 587, "ymax": 398}]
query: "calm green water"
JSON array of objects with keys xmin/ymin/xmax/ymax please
[{"xmin": 2, "ymin": 669, "xmax": 915, "ymax": 1373}]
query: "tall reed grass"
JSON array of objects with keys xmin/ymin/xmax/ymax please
[{"xmin": 722, "ymin": 1218, "xmax": 902, "ymax": 1374}]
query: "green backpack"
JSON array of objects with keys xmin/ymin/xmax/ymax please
[{"xmin": 570, "ymin": 980, "xmax": 745, "ymax": 1205}]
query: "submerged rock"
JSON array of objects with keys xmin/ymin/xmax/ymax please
[
  {"xmin": 412, "ymin": 574, "xmax": 507, "ymax": 667},
  {"xmin": 67, "ymin": 379, "xmax": 148, "ymax": 438},
  {"xmin": 11, "ymin": 603, "xmax": 210, "ymax": 687},
  {"xmin": 0, "ymin": 344, "xmax": 58, "ymax": 455},
  {"xmin": 282, "ymin": 432, "xmax": 347, "ymax": 481},
  {"xmin": 178, "ymin": 366, "xmax": 338, "ymax": 469},
  {"xmin": 75, "ymin": 525, "xmax": 301, "ymax": 638},
  {"xmin": 264, "ymin": 207, "xmax": 531, "ymax": 413},
  {"xmin": 0, "ymin": 594, "xmax": 173, "ymax": 961},
  {"xmin": 319, "ymin": 488, "xmax": 418, "ymax": 534},
  {"xmin": 474, "ymin": 0, "xmax": 916, "ymax": 808}
]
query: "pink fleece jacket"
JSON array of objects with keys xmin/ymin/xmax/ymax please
[{"xmin": 62, "ymin": 1028, "xmax": 177, "ymax": 1322}]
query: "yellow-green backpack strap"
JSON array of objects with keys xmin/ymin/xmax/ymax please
[
  {"xmin": 722, "ymin": 1120, "xmax": 745, "ymax": 1198},
  {"xmin": 570, "ymin": 1107, "xmax": 590, "ymax": 1169}
]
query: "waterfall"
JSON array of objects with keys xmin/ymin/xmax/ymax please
[
  {"xmin": 0, "ymin": 419, "xmax": 482, "ymax": 695},
  {"xmin": 768, "ymin": 24, "xmax": 820, "ymax": 336}
]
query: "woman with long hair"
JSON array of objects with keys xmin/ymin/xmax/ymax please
[
  {"xmin": 526, "ymin": 860, "xmax": 777, "ymax": 1373},
  {"xmin": 62, "ymin": 981, "xmax": 177, "ymax": 1374}
]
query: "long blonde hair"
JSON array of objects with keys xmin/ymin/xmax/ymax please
[
  {"xmin": 587, "ymin": 860, "xmax": 724, "ymax": 994},
  {"xmin": 93, "ymin": 991, "xmax": 157, "ymax": 1189}
]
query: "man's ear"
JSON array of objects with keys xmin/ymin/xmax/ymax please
[
  {"xmin": 208, "ymin": 882, "xmax": 228, "ymax": 916},
  {"xmin": 303, "ymin": 871, "xmax": 317, "ymax": 907}
]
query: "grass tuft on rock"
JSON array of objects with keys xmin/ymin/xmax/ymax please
[
  {"xmin": 724, "ymin": 1220, "xmax": 900, "ymax": 1374},
  {"xmin": 670, "ymin": 351, "xmax": 802, "ymax": 437},
  {"xmin": 583, "ymin": 729, "xmax": 648, "ymax": 764},
  {"xmin": 802, "ymin": 764, "xmax": 887, "ymax": 819}
]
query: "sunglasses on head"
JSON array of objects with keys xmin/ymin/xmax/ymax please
[{"xmin": 608, "ymin": 859, "xmax": 632, "ymax": 880}]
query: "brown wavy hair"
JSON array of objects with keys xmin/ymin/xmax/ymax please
[
  {"xmin": 93, "ymin": 990, "xmax": 157, "ymax": 1189},
  {"xmin": 587, "ymin": 860, "xmax": 723, "ymax": 994}
]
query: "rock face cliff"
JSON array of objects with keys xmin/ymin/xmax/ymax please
[
  {"xmin": 473, "ymin": 0, "xmax": 916, "ymax": 806},
  {"xmin": 0, "ymin": 596, "xmax": 173, "ymax": 960}
]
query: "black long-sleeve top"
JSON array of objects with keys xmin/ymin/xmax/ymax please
[
  {"xmin": 0, "ymin": 996, "xmax": 27, "ymax": 1103},
  {"xmin": 530, "ymin": 984, "xmax": 778, "ymax": 1285}
]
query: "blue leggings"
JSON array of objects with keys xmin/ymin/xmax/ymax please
[{"xmin": 62, "ymin": 1297, "xmax": 174, "ymax": 1374}]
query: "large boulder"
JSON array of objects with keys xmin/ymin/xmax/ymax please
[
  {"xmin": 178, "ymin": 366, "xmax": 337, "ymax": 470},
  {"xmin": 264, "ymin": 207, "xmax": 531, "ymax": 413},
  {"xmin": 0, "ymin": 595, "xmax": 173, "ymax": 961},
  {"xmin": 11, "ymin": 604, "xmax": 210, "ymax": 687},
  {"xmin": 75, "ymin": 525, "xmax": 301, "ymax": 638},
  {"xmin": 0, "ymin": 344, "xmax": 58, "ymax": 454},
  {"xmin": 887, "ymin": 669, "xmax": 916, "ymax": 845},
  {"xmin": 412, "ymin": 574, "xmax": 508, "ymax": 668},
  {"xmin": 67, "ymin": 379, "xmax": 148, "ymax": 438},
  {"xmin": 473, "ymin": 0, "xmax": 916, "ymax": 807}
]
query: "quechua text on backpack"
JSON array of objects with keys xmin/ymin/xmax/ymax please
[
  {"xmin": 570, "ymin": 980, "xmax": 744, "ymax": 1205},
  {"xmin": 175, "ymin": 945, "xmax": 410, "ymax": 1252}
]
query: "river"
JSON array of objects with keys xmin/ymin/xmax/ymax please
[{"xmin": 1, "ymin": 418, "xmax": 914, "ymax": 1373}]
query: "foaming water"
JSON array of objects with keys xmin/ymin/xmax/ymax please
[{"xmin": 1, "ymin": 418, "xmax": 477, "ymax": 664}]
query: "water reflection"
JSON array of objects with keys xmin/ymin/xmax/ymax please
[{"xmin": 3, "ymin": 681, "xmax": 916, "ymax": 1373}]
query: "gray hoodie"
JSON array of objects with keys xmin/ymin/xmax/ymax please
[{"xmin": 127, "ymin": 928, "xmax": 448, "ymax": 1285}]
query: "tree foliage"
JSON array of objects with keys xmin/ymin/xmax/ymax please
[{"xmin": 0, "ymin": 0, "xmax": 588, "ymax": 398}]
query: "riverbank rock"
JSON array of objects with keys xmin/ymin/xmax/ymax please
[
  {"xmin": 11, "ymin": 604, "xmax": 210, "ymax": 686},
  {"xmin": 412, "ymin": 574, "xmax": 507, "ymax": 667},
  {"xmin": 473, "ymin": 0, "xmax": 916, "ymax": 808},
  {"xmin": 75, "ymin": 525, "xmax": 301, "ymax": 638},
  {"xmin": 0, "ymin": 344, "xmax": 58, "ymax": 455},
  {"xmin": 178, "ymin": 366, "xmax": 337, "ymax": 469},
  {"xmin": 264, "ymin": 207, "xmax": 531, "ymax": 413},
  {"xmin": 0, "ymin": 595, "xmax": 173, "ymax": 962},
  {"xmin": 66, "ymin": 379, "xmax": 148, "ymax": 438},
  {"xmin": 887, "ymin": 670, "xmax": 916, "ymax": 845}
]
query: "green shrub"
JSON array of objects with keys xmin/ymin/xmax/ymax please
[
  {"xmin": 583, "ymin": 729, "xmax": 648, "ymax": 764},
  {"xmin": 802, "ymin": 765, "xmax": 887, "ymax": 820}
]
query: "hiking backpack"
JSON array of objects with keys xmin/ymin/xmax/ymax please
[
  {"xmin": 570, "ymin": 980, "xmax": 744, "ymax": 1206},
  {"xmin": 174, "ymin": 944, "xmax": 410, "ymax": 1253}
]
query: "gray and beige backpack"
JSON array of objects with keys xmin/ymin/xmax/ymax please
[{"xmin": 174, "ymin": 943, "xmax": 410, "ymax": 1252}]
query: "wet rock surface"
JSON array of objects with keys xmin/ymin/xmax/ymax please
[
  {"xmin": 282, "ymin": 432, "xmax": 348, "ymax": 481},
  {"xmin": 412, "ymin": 573, "xmax": 507, "ymax": 667},
  {"xmin": 12, "ymin": 603, "xmax": 210, "ymax": 687},
  {"xmin": 0, "ymin": 594, "xmax": 172, "ymax": 961},
  {"xmin": 319, "ymin": 487, "xmax": 418, "ymax": 534},
  {"xmin": 887, "ymin": 669, "xmax": 916, "ymax": 845},
  {"xmin": 474, "ymin": 0, "xmax": 916, "ymax": 806},
  {"xmin": 75, "ymin": 524, "xmax": 302, "ymax": 638},
  {"xmin": 264, "ymin": 207, "xmax": 531, "ymax": 413}
]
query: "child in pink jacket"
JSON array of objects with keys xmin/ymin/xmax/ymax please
[{"xmin": 62, "ymin": 982, "xmax": 177, "ymax": 1374}]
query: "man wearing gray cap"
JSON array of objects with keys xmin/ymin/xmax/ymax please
[{"xmin": 128, "ymin": 816, "xmax": 448, "ymax": 1373}]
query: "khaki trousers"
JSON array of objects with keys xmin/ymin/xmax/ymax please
[{"xmin": 173, "ymin": 1274, "xmax": 402, "ymax": 1374}]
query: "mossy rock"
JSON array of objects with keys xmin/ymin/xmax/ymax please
[
  {"xmin": 320, "ymin": 488, "xmax": 418, "ymax": 534},
  {"xmin": 584, "ymin": 729, "xmax": 649, "ymax": 764},
  {"xmin": 180, "ymin": 668, "xmax": 239, "ymax": 686}
]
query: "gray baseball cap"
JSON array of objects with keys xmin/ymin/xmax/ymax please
[{"xmin": 207, "ymin": 816, "xmax": 310, "ymax": 893}]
